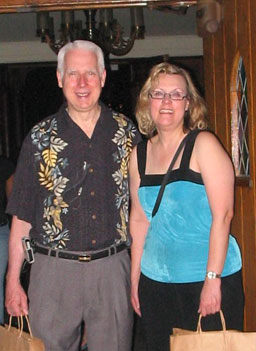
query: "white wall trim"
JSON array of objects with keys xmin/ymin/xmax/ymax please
[
  {"xmin": 0, "ymin": 35, "xmax": 203, "ymax": 64},
  {"xmin": 123, "ymin": 35, "xmax": 203, "ymax": 59}
]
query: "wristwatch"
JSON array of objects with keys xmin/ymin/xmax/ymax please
[{"xmin": 206, "ymin": 271, "xmax": 221, "ymax": 279}]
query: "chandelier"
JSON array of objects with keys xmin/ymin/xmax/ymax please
[{"xmin": 36, "ymin": 8, "xmax": 145, "ymax": 56}]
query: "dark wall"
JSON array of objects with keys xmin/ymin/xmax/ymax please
[{"xmin": 0, "ymin": 56, "xmax": 203, "ymax": 162}]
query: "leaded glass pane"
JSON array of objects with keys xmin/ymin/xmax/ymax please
[{"xmin": 231, "ymin": 57, "xmax": 250, "ymax": 176}]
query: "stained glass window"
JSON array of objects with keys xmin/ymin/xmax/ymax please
[{"xmin": 231, "ymin": 57, "xmax": 250, "ymax": 176}]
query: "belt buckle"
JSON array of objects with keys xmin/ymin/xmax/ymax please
[{"xmin": 79, "ymin": 255, "xmax": 91, "ymax": 262}]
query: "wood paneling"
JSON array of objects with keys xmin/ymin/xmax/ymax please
[
  {"xmin": 203, "ymin": 0, "xmax": 256, "ymax": 331},
  {"xmin": 0, "ymin": 0, "xmax": 196, "ymax": 13},
  {"xmin": 213, "ymin": 24, "xmax": 226, "ymax": 144},
  {"xmin": 203, "ymin": 36, "xmax": 215, "ymax": 130},
  {"xmin": 250, "ymin": 0, "xmax": 256, "ymax": 231}
]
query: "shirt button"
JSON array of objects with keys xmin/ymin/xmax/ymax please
[
  {"xmin": 90, "ymin": 191, "xmax": 95, "ymax": 196},
  {"xmin": 92, "ymin": 239, "xmax": 96, "ymax": 245},
  {"xmin": 89, "ymin": 168, "xmax": 94, "ymax": 173},
  {"xmin": 92, "ymin": 214, "xmax": 96, "ymax": 220},
  {"xmin": 89, "ymin": 144, "xmax": 92, "ymax": 149}
]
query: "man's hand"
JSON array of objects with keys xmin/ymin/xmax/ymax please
[
  {"xmin": 5, "ymin": 216, "xmax": 31, "ymax": 316},
  {"xmin": 5, "ymin": 280, "xmax": 28, "ymax": 316}
]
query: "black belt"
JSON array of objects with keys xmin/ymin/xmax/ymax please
[
  {"xmin": 34, "ymin": 242, "xmax": 127, "ymax": 262},
  {"xmin": 0, "ymin": 218, "xmax": 8, "ymax": 227}
]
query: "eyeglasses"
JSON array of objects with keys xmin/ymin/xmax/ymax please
[{"xmin": 149, "ymin": 89, "xmax": 187, "ymax": 101}]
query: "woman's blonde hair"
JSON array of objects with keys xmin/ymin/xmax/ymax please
[{"xmin": 135, "ymin": 62, "xmax": 208, "ymax": 137}]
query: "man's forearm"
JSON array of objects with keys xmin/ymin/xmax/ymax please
[{"xmin": 6, "ymin": 216, "xmax": 32, "ymax": 282}]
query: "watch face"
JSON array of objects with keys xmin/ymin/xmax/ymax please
[{"xmin": 207, "ymin": 272, "xmax": 215, "ymax": 279}]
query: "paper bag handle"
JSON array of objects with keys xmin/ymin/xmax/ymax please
[
  {"xmin": 8, "ymin": 315, "xmax": 34, "ymax": 338},
  {"xmin": 197, "ymin": 310, "xmax": 226, "ymax": 332}
]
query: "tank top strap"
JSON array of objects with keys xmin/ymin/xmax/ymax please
[
  {"xmin": 136, "ymin": 139, "xmax": 147, "ymax": 177},
  {"xmin": 179, "ymin": 129, "xmax": 203, "ymax": 170}
]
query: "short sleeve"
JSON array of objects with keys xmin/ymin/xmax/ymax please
[{"xmin": 6, "ymin": 133, "xmax": 36, "ymax": 224}]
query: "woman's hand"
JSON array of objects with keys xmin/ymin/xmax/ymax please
[
  {"xmin": 198, "ymin": 278, "xmax": 221, "ymax": 317},
  {"xmin": 131, "ymin": 280, "xmax": 141, "ymax": 317}
]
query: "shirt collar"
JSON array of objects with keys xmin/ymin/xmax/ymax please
[{"xmin": 56, "ymin": 101, "xmax": 113, "ymax": 134}]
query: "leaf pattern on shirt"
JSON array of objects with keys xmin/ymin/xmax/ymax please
[
  {"xmin": 42, "ymin": 149, "xmax": 57, "ymax": 167},
  {"xmin": 38, "ymin": 163, "xmax": 54, "ymax": 190},
  {"xmin": 31, "ymin": 117, "xmax": 70, "ymax": 249},
  {"xmin": 53, "ymin": 176, "xmax": 69, "ymax": 196},
  {"xmin": 112, "ymin": 112, "xmax": 137, "ymax": 242},
  {"xmin": 50, "ymin": 136, "xmax": 68, "ymax": 153}
]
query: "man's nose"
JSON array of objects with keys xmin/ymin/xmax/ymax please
[{"xmin": 78, "ymin": 74, "xmax": 87, "ymax": 86}]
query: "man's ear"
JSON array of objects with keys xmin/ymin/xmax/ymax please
[
  {"xmin": 56, "ymin": 70, "xmax": 63, "ymax": 88},
  {"xmin": 101, "ymin": 69, "xmax": 107, "ymax": 88}
]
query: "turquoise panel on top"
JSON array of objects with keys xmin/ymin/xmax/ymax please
[{"xmin": 138, "ymin": 180, "xmax": 242, "ymax": 283}]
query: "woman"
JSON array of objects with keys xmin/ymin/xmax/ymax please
[
  {"xmin": 0, "ymin": 156, "xmax": 14, "ymax": 325},
  {"xmin": 129, "ymin": 62, "xmax": 244, "ymax": 351}
]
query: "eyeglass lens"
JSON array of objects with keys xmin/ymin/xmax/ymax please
[{"xmin": 150, "ymin": 90, "xmax": 186, "ymax": 100}]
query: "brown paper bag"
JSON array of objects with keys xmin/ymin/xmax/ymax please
[
  {"xmin": 170, "ymin": 310, "xmax": 256, "ymax": 351},
  {"xmin": 0, "ymin": 315, "xmax": 45, "ymax": 351}
]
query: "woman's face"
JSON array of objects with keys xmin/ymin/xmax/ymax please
[{"xmin": 149, "ymin": 73, "xmax": 189, "ymax": 132}]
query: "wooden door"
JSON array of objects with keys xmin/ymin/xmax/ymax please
[{"xmin": 203, "ymin": 0, "xmax": 256, "ymax": 331}]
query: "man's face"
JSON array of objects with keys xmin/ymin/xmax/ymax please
[{"xmin": 57, "ymin": 48, "xmax": 106, "ymax": 116}]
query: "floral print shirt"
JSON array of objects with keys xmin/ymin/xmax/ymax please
[{"xmin": 7, "ymin": 103, "xmax": 141, "ymax": 250}]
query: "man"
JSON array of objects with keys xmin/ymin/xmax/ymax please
[{"xmin": 5, "ymin": 40, "xmax": 141, "ymax": 351}]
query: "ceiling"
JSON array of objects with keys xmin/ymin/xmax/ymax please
[{"xmin": 0, "ymin": 5, "xmax": 198, "ymax": 43}]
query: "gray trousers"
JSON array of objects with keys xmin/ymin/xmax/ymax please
[{"xmin": 28, "ymin": 249, "xmax": 133, "ymax": 351}]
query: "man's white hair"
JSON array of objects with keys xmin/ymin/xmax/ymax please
[{"xmin": 57, "ymin": 40, "xmax": 105, "ymax": 79}]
